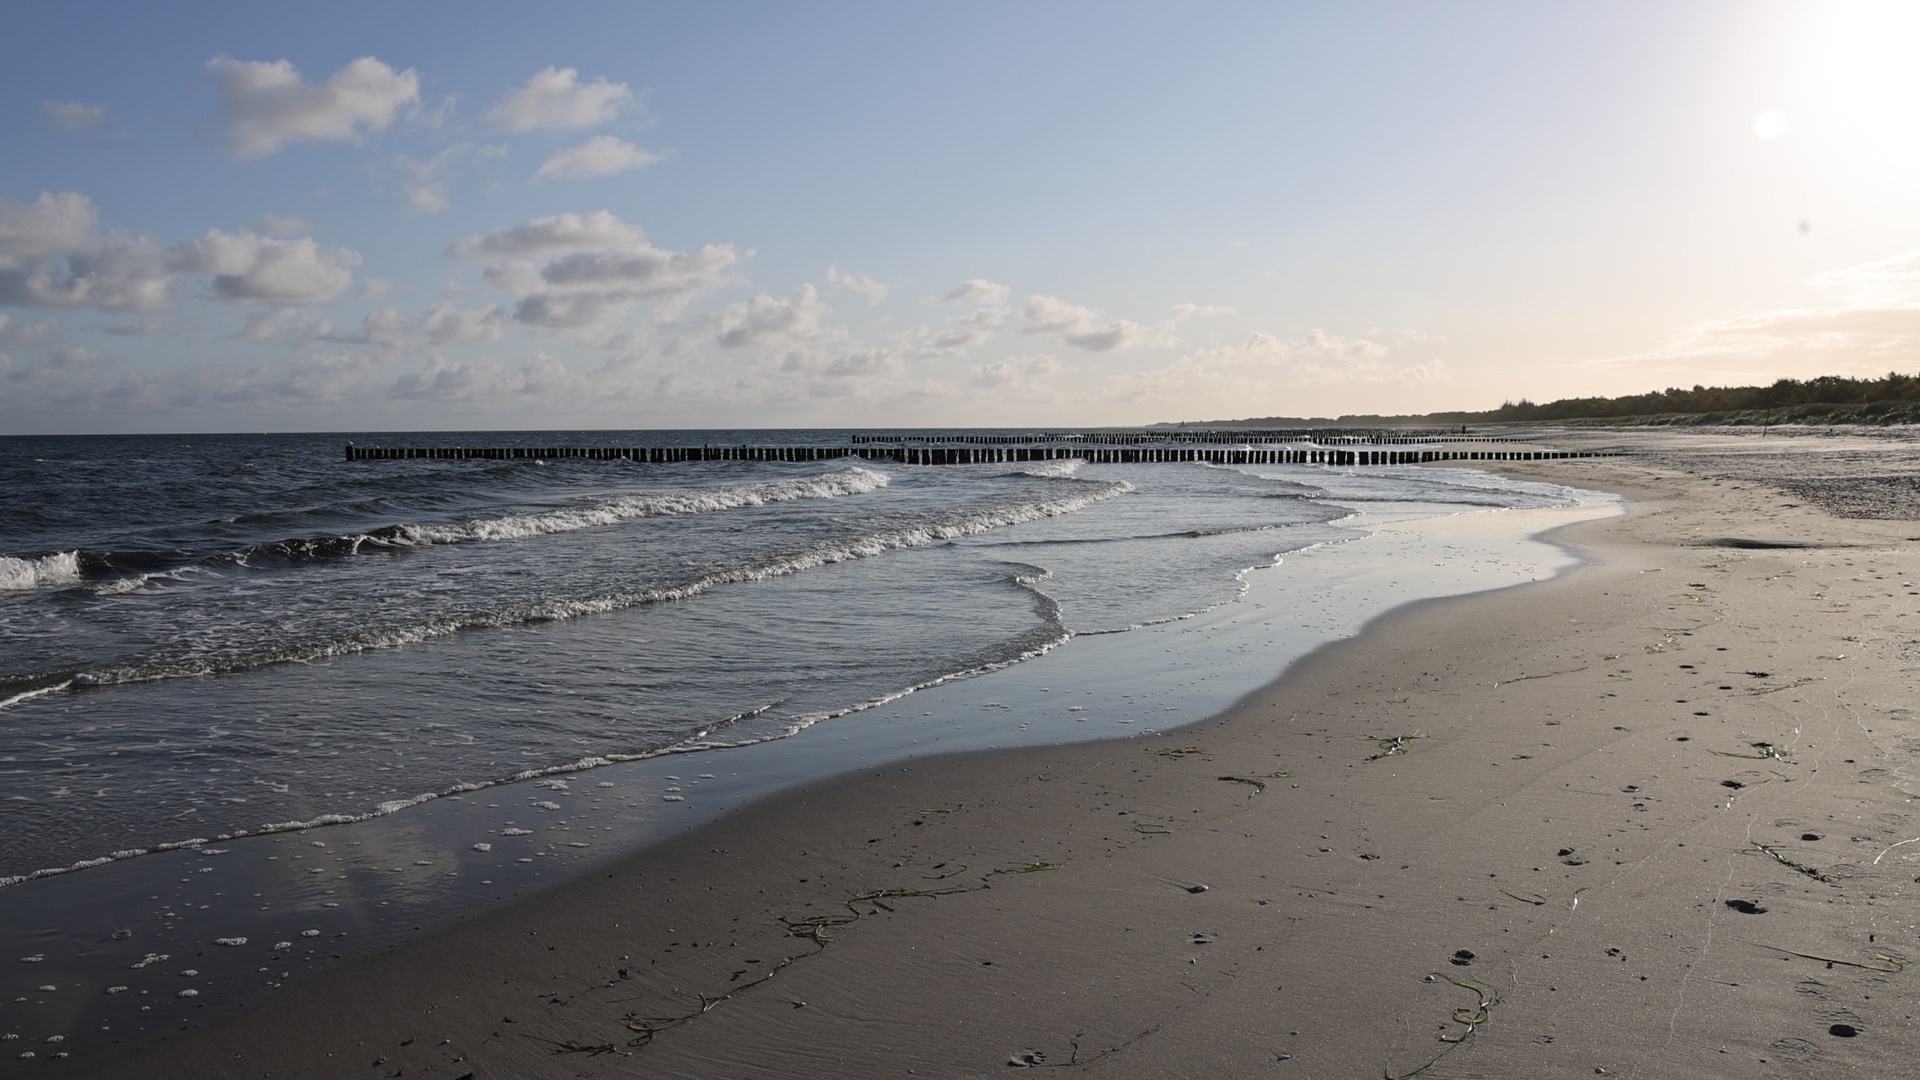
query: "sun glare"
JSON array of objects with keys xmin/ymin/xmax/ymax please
[
  {"xmin": 1751, "ymin": 110, "xmax": 1789, "ymax": 141},
  {"xmin": 1813, "ymin": 1, "xmax": 1920, "ymax": 162}
]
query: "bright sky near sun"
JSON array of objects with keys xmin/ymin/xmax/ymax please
[{"xmin": 3, "ymin": 0, "xmax": 1919, "ymax": 433}]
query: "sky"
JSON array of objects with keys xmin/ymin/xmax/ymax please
[{"xmin": 3, "ymin": 0, "xmax": 1919, "ymax": 434}]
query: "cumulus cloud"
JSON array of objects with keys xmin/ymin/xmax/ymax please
[
  {"xmin": 718, "ymin": 284, "xmax": 831, "ymax": 348},
  {"xmin": 1019, "ymin": 293, "xmax": 1142, "ymax": 351},
  {"xmin": 40, "ymin": 101, "xmax": 108, "ymax": 130},
  {"xmin": 452, "ymin": 210, "xmax": 740, "ymax": 331},
  {"xmin": 234, "ymin": 306, "xmax": 404, "ymax": 347},
  {"xmin": 7, "ymin": 346, "xmax": 112, "ymax": 398},
  {"xmin": 536, "ymin": 246, "xmax": 742, "ymax": 294},
  {"xmin": 827, "ymin": 266, "xmax": 889, "ymax": 305},
  {"xmin": 971, "ymin": 353, "xmax": 1059, "ymax": 391},
  {"xmin": 941, "ymin": 278, "xmax": 1008, "ymax": 304},
  {"xmin": 486, "ymin": 67, "xmax": 631, "ymax": 132},
  {"xmin": 392, "ymin": 145, "xmax": 466, "ymax": 214},
  {"xmin": 0, "ymin": 192, "xmax": 98, "ymax": 269},
  {"xmin": 916, "ymin": 306, "xmax": 1006, "ymax": 356},
  {"xmin": 536, "ymin": 136, "xmax": 665, "ymax": 179},
  {"xmin": 509, "ymin": 291, "xmax": 637, "ymax": 330},
  {"xmin": 236, "ymin": 307, "xmax": 332, "ymax": 343},
  {"xmin": 0, "ymin": 231, "xmax": 173, "ymax": 311},
  {"xmin": 448, "ymin": 210, "xmax": 645, "ymax": 260},
  {"xmin": 1170, "ymin": 303, "xmax": 1237, "ymax": 319},
  {"xmin": 172, "ymin": 229, "xmax": 359, "ymax": 303},
  {"xmin": 252, "ymin": 214, "xmax": 312, "ymax": 237},
  {"xmin": 765, "ymin": 341, "xmax": 914, "ymax": 401},
  {"xmin": 0, "ymin": 196, "xmax": 362, "ymax": 312},
  {"xmin": 424, "ymin": 302, "xmax": 505, "ymax": 344},
  {"xmin": 357, "ymin": 277, "xmax": 394, "ymax": 300},
  {"xmin": 206, "ymin": 55, "xmax": 421, "ymax": 158}
]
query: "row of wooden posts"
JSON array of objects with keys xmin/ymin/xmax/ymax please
[
  {"xmin": 851, "ymin": 431, "xmax": 1530, "ymax": 446},
  {"xmin": 343, "ymin": 442, "xmax": 1604, "ymax": 466}
]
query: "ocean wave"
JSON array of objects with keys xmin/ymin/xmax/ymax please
[
  {"xmin": 4, "ymin": 468, "xmax": 894, "ymax": 593},
  {"xmin": 236, "ymin": 466, "xmax": 892, "ymax": 562},
  {"xmin": 0, "ymin": 550, "xmax": 83, "ymax": 592},
  {"xmin": 15, "ymin": 478, "xmax": 1131, "ymax": 700},
  {"xmin": 994, "ymin": 459, "xmax": 1084, "ymax": 479}
]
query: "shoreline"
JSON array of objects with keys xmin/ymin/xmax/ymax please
[
  {"xmin": 53, "ymin": 440, "xmax": 1920, "ymax": 1076},
  {"xmin": 6, "ymin": 470, "xmax": 1606, "ymax": 1074}
]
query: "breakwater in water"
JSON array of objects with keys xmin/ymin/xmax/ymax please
[{"xmin": 345, "ymin": 440, "xmax": 1609, "ymax": 466}]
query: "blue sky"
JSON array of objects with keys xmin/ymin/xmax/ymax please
[{"xmin": 3, "ymin": 1, "xmax": 1918, "ymax": 433}]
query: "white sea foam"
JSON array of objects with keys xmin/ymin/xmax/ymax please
[
  {"xmin": 375, "ymin": 467, "xmax": 890, "ymax": 550},
  {"xmin": 0, "ymin": 681, "xmax": 72, "ymax": 712},
  {"xmin": 50, "ymin": 478, "xmax": 1133, "ymax": 694},
  {"xmin": 0, "ymin": 551, "xmax": 81, "ymax": 592},
  {"xmin": 999, "ymin": 458, "xmax": 1084, "ymax": 479}
]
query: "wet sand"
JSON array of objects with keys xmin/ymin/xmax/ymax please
[{"xmin": 82, "ymin": 431, "xmax": 1920, "ymax": 1078}]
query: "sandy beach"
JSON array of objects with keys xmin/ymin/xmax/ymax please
[{"xmin": 79, "ymin": 432, "xmax": 1920, "ymax": 1079}]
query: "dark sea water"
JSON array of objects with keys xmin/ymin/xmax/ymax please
[{"xmin": 0, "ymin": 430, "xmax": 1583, "ymax": 886}]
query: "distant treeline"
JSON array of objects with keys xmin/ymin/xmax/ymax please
[{"xmin": 1167, "ymin": 371, "xmax": 1920, "ymax": 429}]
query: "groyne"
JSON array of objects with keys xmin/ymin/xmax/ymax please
[{"xmin": 344, "ymin": 440, "xmax": 1608, "ymax": 466}]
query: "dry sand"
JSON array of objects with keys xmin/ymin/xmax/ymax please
[{"xmin": 85, "ymin": 437, "xmax": 1920, "ymax": 1079}]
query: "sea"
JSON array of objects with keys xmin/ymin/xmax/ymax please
[{"xmin": 0, "ymin": 429, "xmax": 1606, "ymax": 1067}]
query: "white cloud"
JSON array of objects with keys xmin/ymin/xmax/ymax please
[
  {"xmin": 486, "ymin": 67, "xmax": 631, "ymax": 132},
  {"xmin": 511, "ymin": 291, "xmax": 638, "ymax": 330},
  {"xmin": 252, "ymin": 215, "xmax": 312, "ymax": 237},
  {"xmin": 236, "ymin": 307, "xmax": 333, "ymax": 343},
  {"xmin": 1019, "ymin": 294, "xmax": 1098, "ymax": 335},
  {"xmin": 774, "ymin": 343, "xmax": 910, "ymax": 399},
  {"xmin": 917, "ymin": 306, "xmax": 1006, "ymax": 356},
  {"xmin": 452, "ymin": 211, "xmax": 741, "ymax": 332},
  {"xmin": 1608, "ymin": 250, "xmax": 1920, "ymax": 375},
  {"xmin": 718, "ymin": 285, "xmax": 831, "ymax": 348},
  {"xmin": 537, "ymin": 246, "xmax": 742, "ymax": 294},
  {"xmin": 40, "ymin": 101, "xmax": 108, "ymax": 130},
  {"xmin": 1170, "ymin": 303, "xmax": 1237, "ymax": 319},
  {"xmin": 424, "ymin": 302, "xmax": 505, "ymax": 344},
  {"xmin": 206, "ymin": 55, "xmax": 421, "ymax": 159},
  {"xmin": 393, "ymin": 145, "xmax": 465, "ymax": 214},
  {"xmin": 234, "ymin": 306, "xmax": 404, "ymax": 347},
  {"xmin": 0, "ymin": 232, "xmax": 173, "ymax": 311},
  {"xmin": 353, "ymin": 306, "xmax": 407, "ymax": 346},
  {"xmin": 1110, "ymin": 329, "xmax": 1423, "ymax": 408},
  {"xmin": 827, "ymin": 266, "xmax": 889, "ymax": 305},
  {"xmin": 0, "ymin": 192, "xmax": 98, "ymax": 270},
  {"xmin": 172, "ymin": 229, "xmax": 359, "ymax": 303},
  {"xmin": 2, "ymin": 213, "xmax": 359, "ymax": 311},
  {"xmin": 409, "ymin": 94, "xmax": 458, "ymax": 132},
  {"xmin": 536, "ymin": 136, "xmax": 665, "ymax": 179},
  {"xmin": 941, "ymin": 278, "xmax": 1008, "ymax": 304},
  {"xmin": 7, "ymin": 346, "xmax": 111, "ymax": 395},
  {"xmin": 1019, "ymin": 293, "xmax": 1142, "ymax": 352},
  {"xmin": 971, "ymin": 353, "xmax": 1059, "ymax": 390},
  {"xmin": 357, "ymin": 277, "xmax": 394, "ymax": 300},
  {"xmin": 448, "ymin": 210, "xmax": 646, "ymax": 260}
]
